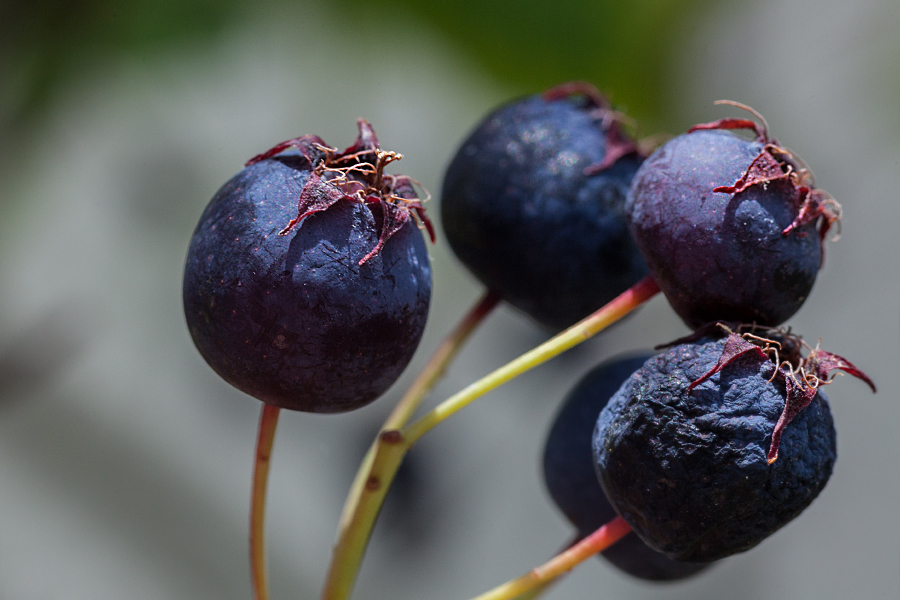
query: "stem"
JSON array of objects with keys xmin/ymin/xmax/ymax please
[
  {"xmin": 385, "ymin": 290, "xmax": 502, "ymax": 430},
  {"xmin": 321, "ymin": 291, "xmax": 502, "ymax": 600},
  {"xmin": 509, "ymin": 533, "xmax": 584, "ymax": 600},
  {"xmin": 509, "ymin": 583, "xmax": 553, "ymax": 600},
  {"xmin": 251, "ymin": 403, "xmax": 280, "ymax": 600},
  {"xmin": 321, "ymin": 276, "xmax": 657, "ymax": 600},
  {"xmin": 468, "ymin": 517, "xmax": 632, "ymax": 600},
  {"xmin": 404, "ymin": 275, "xmax": 660, "ymax": 445}
]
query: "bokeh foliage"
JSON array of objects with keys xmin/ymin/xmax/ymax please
[
  {"xmin": 0, "ymin": 0, "xmax": 239, "ymax": 131},
  {"xmin": 332, "ymin": 0, "xmax": 712, "ymax": 130},
  {"xmin": 1, "ymin": 0, "xmax": 712, "ymax": 137}
]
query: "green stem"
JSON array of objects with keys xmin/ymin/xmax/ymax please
[
  {"xmin": 251, "ymin": 403, "xmax": 280, "ymax": 600},
  {"xmin": 467, "ymin": 517, "xmax": 632, "ymax": 600},
  {"xmin": 385, "ymin": 290, "xmax": 502, "ymax": 430},
  {"xmin": 404, "ymin": 275, "xmax": 660, "ymax": 445},
  {"xmin": 321, "ymin": 290, "xmax": 501, "ymax": 600},
  {"xmin": 509, "ymin": 582, "xmax": 554, "ymax": 600},
  {"xmin": 321, "ymin": 275, "xmax": 658, "ymax": 600}
]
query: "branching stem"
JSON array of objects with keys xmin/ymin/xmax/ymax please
[
  {"xmin": 405, "ymin": 276, "xmax": 660, "ymax": 445},
  {"xmin": 321, "ymin": 290, "xmax": 501, "ymax": 600},
  {"xmin": 320, "ymin": 275, "xmax": 659, "ymax": 600}
]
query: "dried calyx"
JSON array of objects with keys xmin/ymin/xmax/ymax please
[
  {"xmin": 245, "ymin": 119, "xmax": 435, "ymax": 265},
  {"xmin": 688, "ymin": 100, "xmax": 842, "ymax": 246},
  {"xmin": 541, "ymin": 81, "xmax": 645, "ymax": 174},
  {"xmin": 665, "ymin": 322, "xmax": 875, "ymax": 464}
]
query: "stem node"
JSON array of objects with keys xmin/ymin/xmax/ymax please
[{"xmin": 380, "ymin": 430, "xmax": 404, "ymax": 444}]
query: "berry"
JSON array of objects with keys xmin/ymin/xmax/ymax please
[
  {"xmin": 626, "ymin": 103, "xmax": 840, "ymax": 329},
  {"xmin": 592, "ymin": 327, "xmax": 872, "ymax": 562},
  {"xmin": 441, "ymin": 83, "xmax": 648, "ymax": 330},
  {"xmin": 183, "ymin": 121, "xmax": 433, "ymax": 413},
  {"xmin": 543, "ymin": 354, "xmax": 710, "ymax": 581}
]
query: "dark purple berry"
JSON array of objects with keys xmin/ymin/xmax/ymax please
[
  {"xmin": 592, "ymin": 331, "xmax": 856, "ymax": 562},
  {"xmin": 441, "ymin": 83, "xmax": 648, "ymax": 330},
  {"xmin": 543, "ymin": 354, "xmax": 711, "ymax": 581},
  {"xmin": 626, "ymin": 104, "xmax": 840, "ymax": 329},
  {"xmin": 183, "ymin": 121, "xmax": 433, "ymax": 413}
]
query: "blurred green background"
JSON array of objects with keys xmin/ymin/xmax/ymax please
[
  {"xmin": 1, "ymin": 1, "xmax": 898, "ymax": 599},
  {"xmin": 1, "ymin": 0, "xmax": 713, "ymax": 137}
]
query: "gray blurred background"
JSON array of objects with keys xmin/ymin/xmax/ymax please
[{"xmin": 0, "ymin": 0, "xmax": 898, "ymax": 598}]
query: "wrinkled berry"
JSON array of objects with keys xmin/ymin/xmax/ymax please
[
  {"xmin": 593, "ymin": 334, "xmax": 839, "ymax": 562},
  {"xmin": 627, "ymin": 104, "xmax": 840, "ymax": 329},
  {"xmin": 183, "ymin": 121, "xmax": 432, "ymax": 412},
  {"xmin": 442, "ymin": 83, "xmax": 648, "ymax": 330},
  {"xmin": 543, "ymin": 354, "xmax": 711, "ymax": 581}
]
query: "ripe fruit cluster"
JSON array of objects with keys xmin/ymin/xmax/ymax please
[
  {"xmin": 181, "ymin": 81, "xmax": 873, "ymax": 595},
  {"xmin": 441, "ymin": 86, "xmax": 872, "ymax": 575}
]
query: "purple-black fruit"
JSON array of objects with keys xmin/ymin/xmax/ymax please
[
  {"xmin": 593, "ymin": 327, "xmax": 873, "ymax": 562},
  {"xmin": 543, "ymin": 354, "xmax": 711, "ymax": 581},
  {"xmin": 441, "ymin": 82, "xmax": 648, "ymax": 330},
  {"xmin": 183, "ymin": 121, "xmax": 433, "ymax": 413},
  {"xmin": 627, "ymin": 104, "xmax": 840, "ymax": 329}
]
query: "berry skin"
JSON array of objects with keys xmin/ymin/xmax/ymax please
[
  {"xmin": 592, "ymin": 336, "xmax": 838, "ymax": 562},
  {"xmin": 183, "ymin": 122, "xmax": 432, "ymax": 413},
  {"xmin": 626, "ymin": 108, "xmax": 838, "ymax": 329},
  {"xmin": 543, "ymin": 354, "xmax": 711, "ymax": 581},
  {"xmin": 441, "ymin": 83, "xmax": 648, "ymax": 330}
]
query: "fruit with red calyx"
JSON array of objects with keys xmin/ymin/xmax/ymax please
[
  {"xmin": 593, "ymin": 325, "xmax": 873, "ymax": 562},
  {"xmin": 626, "ymin": 102, "xmax": 841, "ymax": 329},
  {"xmin": 183, "ymin": 120, "xmax": 433, "ymax": 413},
  {"xmin": 441, "ymin": 82, "xmax": 648, "ymax": 330}
]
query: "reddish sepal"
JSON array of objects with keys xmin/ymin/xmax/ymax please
[
  {"xmin": 254, "ymin": 120, "xmax": 434, "ymax": 262},
  {"xmin": 277, "ymin": 172, "xmax": 347, "ymax": 236},
  {"xmin": 584, "ymin": 132, "xmax": 639, "ymax": 175},
  {"xmin": 688, "ymin": 332, "xmax": 770, "ymax": 391},
  {"xmin": 542, "ymin": 81, "xmax": 610, "ymax": 110},
  {"xmin": 245, "ymin": 135, "xmax": 327, "ymax": 167},
  {"xmin": 541, "ymin": 81, "xmax": 640, "ymax": 174},
  {"xmin": 359, "ymin": 196, "xmax": 411, "ymax": 266},
  {"xmin": 783, "ymin": 187, "xmax": 816, "ymax": 236},
  {"xmin": 688, "ymin": 118, "xmax": 766, "ymax": 142},
  {"xmin": 655, "ymin": 321, "xmax": 739, "ymax": 349},
  {"xmin": 768, "ymin": 346, "xmax": 874, "ymax": 463},
  {"xmin": 690, "ymin": 104, "xmax": 843, "ymax": 253},
  {"xmin": 415, "ymin": 207, "xmax": 436, "ymax": 243},
  {"xmin": 782, "ymin": 188, "xmax": 840, "ymax": 243},
  {"xmin": 337, "ymin": 119, "xmax": 380, "ymax": 161},
  {"xmin": 713, "ymin": 148, "xmax": 788, "ymax": 194},
  {"xmin": 807, "ymin": 348, "xmax": 876, "ymax": 392},
  {"xmin": 390, "ymin": 175, "xmax": 436, "ymax": 243},
  {"xmin": 767, "ymin": 370, "xmax": 819, "ymax": 463},
  {"xmin": 672, "ymin": 319, "xmax": 875, "ymax": 464}
]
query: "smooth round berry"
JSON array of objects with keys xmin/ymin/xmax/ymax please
[
  {"xmin": 543, "ymin": 354, "xmax": 711, "ymax": 581},
  {"xmin": 593, "ymin": 336, "xmax": 837, "ymax": 562},
  {"xmin": 627, "ymin": 111, "xmax": 838, "ymax": 330},
  {"xmin": 183, "ymin": 123, "xmax": 432, "ymax": 413},
  {"xmin": 442, "ymin": 84, "xmax": 648, "ymax": 330}
]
